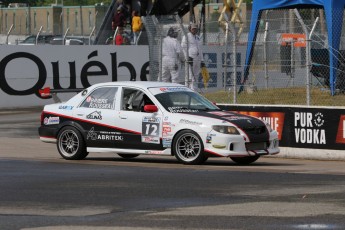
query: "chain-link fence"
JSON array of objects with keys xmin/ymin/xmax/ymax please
[
  {"xmin": 143, "ymin": 8, "xmax": 345, "ymax": 107},
  {"xmin": 240, "ymin": 8, "xmax": 345, "ymax": 106}
]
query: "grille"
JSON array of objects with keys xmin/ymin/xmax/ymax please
[
  {"xmin": 246, "ymin": 142, "xmax": 268, "ymax": 151},
  {"xmin": 243, "ymin": 125, "xmax": 267, "ymax": 135}
]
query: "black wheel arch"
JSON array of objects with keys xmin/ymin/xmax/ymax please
[
  {"xmin": 171, "ymin": 128, "xmax": 204, "ymax": 156},
  {"xmin": 56, "ymin": 121, "xmax": 86, "ymax": 140}
]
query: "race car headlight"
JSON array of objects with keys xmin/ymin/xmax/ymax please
[{"xmin": 212, "ymin": 125, "xmax": 240, "ymax": 135}]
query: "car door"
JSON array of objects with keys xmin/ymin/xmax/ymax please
[
  {"xmin": 74, "ymin": 86, "xmax": 124, "ymax": 148},
  {"xmin": 114, "ymin": 87, "xmax": 164, "ymax": 150}
]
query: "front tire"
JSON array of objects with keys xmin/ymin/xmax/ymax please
[
  {"xmin": 230, "ymin": 156, "xmax": 260, "ymax": 165},
  {"xmin": 172, "ymin": 130, "xmax": 207, "ymax": 165},
  {"xmin": 57, "ymin": 126, "xmax": 88, "ymax": 160}
]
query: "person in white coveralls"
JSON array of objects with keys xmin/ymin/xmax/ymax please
[
  {"xmin": 162, "ymin": 27, "xmax": 184, "ymax": 83},
  {"xmin": 181, "ymin": 23, "xmax": 205, "ymax": 90}
]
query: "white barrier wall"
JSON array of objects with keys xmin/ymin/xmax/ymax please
[{"xmin": 0, "ymin": 46, "xmax": 150, "ymax": 108}]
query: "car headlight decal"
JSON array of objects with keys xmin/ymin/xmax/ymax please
[{"xmin": 212, "ymin": 125, "xmax": 240, "ymax": 135}]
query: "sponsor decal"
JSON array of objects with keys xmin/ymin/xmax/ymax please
[
  {"xmin": 208, "ymin": 111, "xmax": 233, "ymax": 116},
  {"xmin": 144, "ymin": 150, "xmax": 163, "ymax": 154},
  {"xmin": 142, "ymin": 136, "xmax": 160, "ymax": 144},
  {"xmin": 223, "ymin": 116, "xmax": 251, "ymax": 121},
  {"xmin": 168, "ymin": 107, "xmax": 199, "ymax": 113},
  {"xmin": 294, "ymin": 112, "xmax": 326, "ymax": 145},
  {"xmin": 179, "ymin": 119, "xmax": 202, "ymax": 126},
  {"xmin": 88, "ymin": 98, "xmax": 113, "ymax": 109},
  {"xmin": 87, "ymin": 127, "xmax": 123, "ymax": 141},
  {"xmin": 86, "ymin": 111, "xmax": 102, "ymax": 120},
  {"xmin": 142, "ymin": 117, "xmax": 161, "ymax": 123},
  {"xmin": 162, "ymin": 138, "xmax": 172, "ymax": 147},
  {"xmin": 58, "ymin": 105, "xmax": 74, "ymax": 110},
  {"xmin": 44, "ymin": 116, "xmax": 60, "ymax": 125},
  {"xmin": 159, "ymin": 87, "xmax": 186, "ymax": 92},
  {"xmin": 163, "ymin": 126, "xmax": 171, "ymax": 133}
]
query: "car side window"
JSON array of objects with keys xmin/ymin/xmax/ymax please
[
  {"xmin": 122, "ymin": 88, "xmax": 150, "ymax": 112},
  {"xmin": 80, "ymin": 87, "xmax": 118, "ymax": 109}
]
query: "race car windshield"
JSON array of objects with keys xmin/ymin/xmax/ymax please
[{"xmin": 154, "ymin": 91, "xmax": 221, "ymax": 113}]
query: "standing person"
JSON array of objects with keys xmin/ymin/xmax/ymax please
[
  {"xmin": 181, "ymin": 23, "xmax": 204, "ymax": 90},
  {"xmin": 114, "ymin": 27, "xmax": 124, "ymax": 45},
  {"xmin": 162, "ymin": 27, "xmax": 184, "ymax": 83},
  {"xmin": 112, "ymin": 6, "xmax": 126, "ymax": 32},
  {"xmin": 132, "ymin": 10, "xmax": 142, "ymax": 45}
]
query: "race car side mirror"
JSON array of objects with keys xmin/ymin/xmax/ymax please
[
  {"xmin": 144, "ymin": 105, "xmax": 158, "ymax": 113},
  {"xmin": 38, "ymin": 87, "xmax": 52, "ymax": 99}
]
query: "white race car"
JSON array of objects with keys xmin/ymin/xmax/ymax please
[{"xmin": 39, "ymin": 81, "xmax": 279, "ymax": 165}]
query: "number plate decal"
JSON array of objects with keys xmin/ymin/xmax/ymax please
[{"xmin": 142, "ymin": 117, "xmax": 161, "ymax": 144}]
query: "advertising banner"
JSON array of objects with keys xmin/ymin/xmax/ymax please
[
  {"xmin": 0, "ymin": 46, "xmax": 149, "ymax": 108},
  {"xmin": 219, "ymin": 105, "xmax": 345, "ymax": 150}
]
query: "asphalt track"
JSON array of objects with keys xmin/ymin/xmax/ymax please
[{"xmin": 1, "ymin": 107, "xmax": 345, "ymax": 230}]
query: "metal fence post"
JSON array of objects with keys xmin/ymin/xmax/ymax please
[
  {"xmin": 263, "ymin": 22, "xmax": 269, "ymax": 89},
  {"xmin": 179, "ymin": 20, "xmax": 190, "ymax": 88},
  {"xmin": 223, "ymin": 22, "xmax": 229, "ymax": 91},
  {"xmin": 294, "ymin": 9, "xmax": 310, "ymax": 106},
  {"xmin": 36, "ymin": 26, "xmax": 43, "ymax": 45},
  {"xmin": 229, "ymin": 23, "xmax": 237, "ymax": 104},
  {"xmin": 89, "ymin": 26, "xmax": 95, "ymax": 45},
  {"xmin": 63, "ymin": 27, "xmax": 70, "ymax": 45},
  {"xmin": 6, "ymin": 24, "xmax": 14, "ymax": 45}
]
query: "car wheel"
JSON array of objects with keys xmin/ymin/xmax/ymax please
[
  {"xmin": 57, "ymin": 126, "xmax": 88, "ymax": 160},
  {"xmin": 230, "ymin": 156, "xmax": 260, "ymax": 165},
  {"xmin": 118, "ymin": 154, "xmax": 139, "ymax": 159},
  {"xmin": 172, "ymin": 130, "xmax": 207, "ymax": 165}
]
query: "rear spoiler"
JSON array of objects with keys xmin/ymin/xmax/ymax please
[{"xmin": 38, "ymin": 87, "xmax": 85, "ymax": 103}]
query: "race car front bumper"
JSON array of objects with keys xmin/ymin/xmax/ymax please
[{"xmin": 204, "ymin": 132, "xmax": 279, "ymax": 157}]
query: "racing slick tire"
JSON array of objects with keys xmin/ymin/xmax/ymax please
[
  {"xmin": 172, "ymin": 130, "xmax": 208, "ymax": 165},
  {"xmin": 57, "ymin": 126, "xmax": 88, "ymax": 160},
  {"xmin": 117, "ymin": 154, "xmax": 139, "ymax": 159},
  {"xmin": 230, "ymin": 156, "xmax": 260, "ymax": 165}
]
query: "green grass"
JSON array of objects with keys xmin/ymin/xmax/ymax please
[{"xmin": 202, "ymin": 87, "xmax": 345, "ymax": 107}]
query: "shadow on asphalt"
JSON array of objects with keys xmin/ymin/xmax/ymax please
[{"xmin": 83, "ymin": 156, "xmax": 297, "ymax": 167}]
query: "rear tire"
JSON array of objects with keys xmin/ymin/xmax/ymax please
[
  {"xmin": 118, "ymin": 154, "xmax": 139, "ymax": 159},
  {"xmin": 230, "ymin": 156, "xmax": 260, "ymax": 165},
  {"xmin": 172, "ymin": 130, "xmax": 207, "ymax": 165},
  {"xmin": 57, "ymin": 126, "xmax": 88, "ymax": 160}
]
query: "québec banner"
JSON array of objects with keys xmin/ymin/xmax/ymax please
[{"xmin": 0, "ymin": 46, "xmax": 149, "ymax": 108}]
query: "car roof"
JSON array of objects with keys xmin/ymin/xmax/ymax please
[{"xmin": 92, "ymin": 81, "xmax": 186, "ymax": 90}]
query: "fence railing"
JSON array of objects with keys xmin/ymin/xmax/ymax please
[{"xmin": 142, "ymin": 8, "xmax": 345, "ymax": 107}]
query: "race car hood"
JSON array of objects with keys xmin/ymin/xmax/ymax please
[{"xmin": 185, "ymin": 110, "xmax": 269, "ymax": 142}]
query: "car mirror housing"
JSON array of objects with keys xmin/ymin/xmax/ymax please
[{"xmin": 144, "ymin": 105, "xmax": 158, "ymax": 113}]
